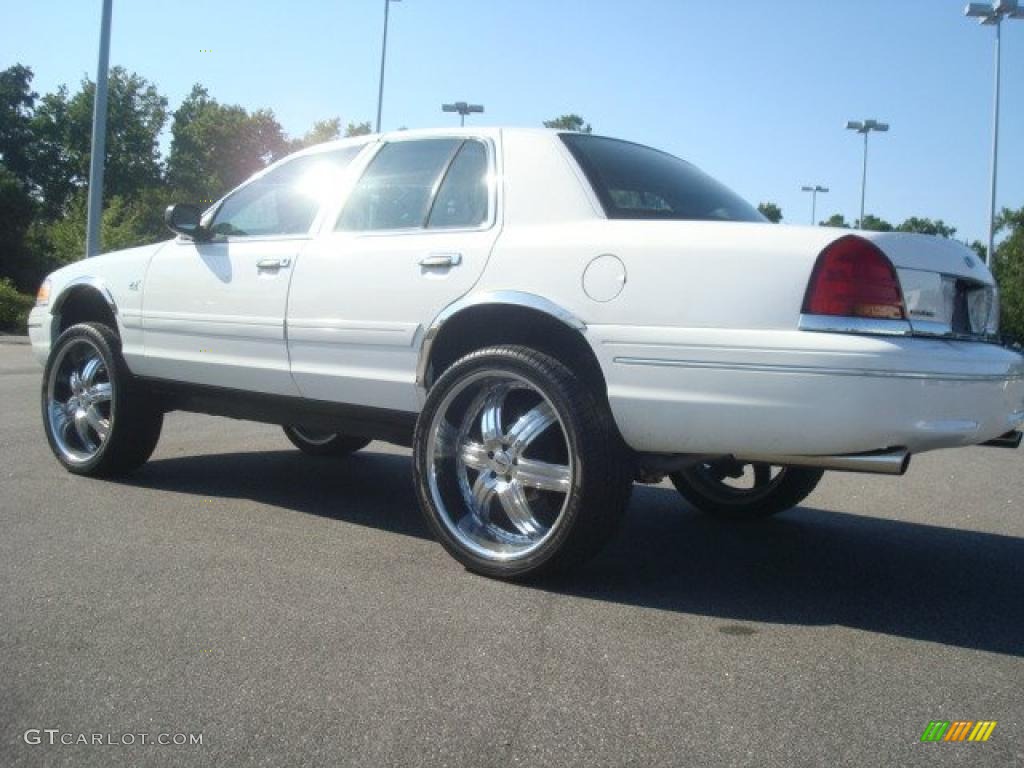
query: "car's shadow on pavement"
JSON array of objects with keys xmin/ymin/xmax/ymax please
[{"xmin": 132, "ymin": 449, "xmax": 1024, "ymax": 658}]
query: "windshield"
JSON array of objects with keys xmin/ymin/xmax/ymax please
[{"xmin": 560, "ymin": 133, "xmax": 765, "ymax": 223}]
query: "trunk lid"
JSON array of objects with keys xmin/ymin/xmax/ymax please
[{"xmin": 860, "ymin": 231, "xmax": 998, "ymax": 338}]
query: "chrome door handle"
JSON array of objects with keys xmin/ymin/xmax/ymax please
[
  {"xmin": 419, "ymin": 252, "xmax": 462, "ymax": 268},
  {"xmin": 257, "ymin": 257, "xmax": 291, "ymax": 271}
]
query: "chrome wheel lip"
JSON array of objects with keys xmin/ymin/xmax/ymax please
[
  {"xmin": 288, "ymin": 426, "xmax": 339, "ymax": 446},
  {"xmin": 46, "ymin": 338, "xmax": 114, "ymax": 465},
  {"xmin": 426, "ymin": 369, "xmax": 574, "ymax": 563}
]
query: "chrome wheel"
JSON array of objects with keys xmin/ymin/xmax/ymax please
[
  {"xmin": 289, "ymin": 426, "xmax": 338, "ymax": 446},
  {"xmin": 671, "ymin": 459, "xmax": 824, "ymax": 520},
  {"xmin": 684, "ymin": 460, "xmax": 788, "ymax": 503},
  {"xmin": 425, "ymin": 370, "xmax": 574, "ymax": 561},
  {"xmin": 45, "ymin": 338, "xmax": 113, "ymax": 464}
]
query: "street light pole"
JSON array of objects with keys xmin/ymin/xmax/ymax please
[
  {"xmin": 85, "ymin": 0, "xmax": 112, "ymax": 258},
  {"xmin": 964, "ymin": 1, "xmax": 1024, "ymax": 265},
  {"xmin": 375, "ymin": 0, "xmax": 401, "ymax": 134},
  {"xmin": 845, "ymin": 119, "xmax": 889, "ymax": 227},
  {"xmin": 801, "ymin": 185, "xmax": 829, "ymax": 225},
  {"xmin": 441, "ymin": 101, "xmax": 484, "ymax": 126}
]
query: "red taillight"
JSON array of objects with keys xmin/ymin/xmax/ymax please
[{"xmin": 802, "ymin": 235, "xmax": 905, "ymax": 320}]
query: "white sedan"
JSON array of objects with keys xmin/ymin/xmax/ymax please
[{"xmin": 27, "ymin": 128, "xmax": 1024, "ymax": 579}]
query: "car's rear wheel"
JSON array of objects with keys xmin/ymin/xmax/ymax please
[
  {"xmin": 413, "ymin": 345, "xmax": 633, "ymax": 580},
  {"xmin": 42, "ymin": 322, "xmax": 163, "ymax": 477},
  {"xmin": 670, "ymin": 460, "xmax": 823, "ymax": 520},
  {"xmin": 282, "ymin": 426, "xmax": 371, "ymax": 457}
]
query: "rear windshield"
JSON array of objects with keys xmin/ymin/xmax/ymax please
[{"xmin": 560, "ymin": 133, "xmax": 764, "ymax": 223}]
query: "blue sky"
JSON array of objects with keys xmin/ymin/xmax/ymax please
[{"xmin": 2, "ymin": 0, "xmax": 1022, "ymax": 243}]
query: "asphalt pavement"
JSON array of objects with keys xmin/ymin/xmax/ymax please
[{"xmin": 1, "ymin": 341, "xmax": 1021, "ymax": 767}]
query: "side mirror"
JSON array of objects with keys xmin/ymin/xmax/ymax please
[{"xmin": 164, "ymin": 204, "xmax": 209, "ymax": 241}]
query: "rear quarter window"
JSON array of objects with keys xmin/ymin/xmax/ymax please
[{"xmin": 560, "ymin": 133, "xmax": 764, "ymax": 223}]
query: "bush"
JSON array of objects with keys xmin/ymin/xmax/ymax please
[{"xmin": 0, "ymin": 277, "xmax": 34, "ymax": 332}]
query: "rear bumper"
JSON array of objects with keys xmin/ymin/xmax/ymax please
[{"xmin": 592, "ymin": 326, "xmax": 1024, "ymax": 456}]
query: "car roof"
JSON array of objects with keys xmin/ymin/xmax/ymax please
[{"xmin": 299, "ymin": 126, "xmax": 563, "ymax": 155}]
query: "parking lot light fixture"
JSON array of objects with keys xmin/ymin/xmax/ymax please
[
  {"xmin": 375, "ymin": 0, "xmax": 402, "ymax": 134},
  {"xmin": 441, "ymin": 102, "xmax": 484, "ymax": 127},
  {"xmin": 801, "ymin": 185, "xmax": 829, "ymax": 225},
  {"xmin": 964, "ymin": 0, "xmax": 1024, "ymax": 265},
  {"xmin": 846, "ymin": 119, "xmax": 889, "ymax": 227}
]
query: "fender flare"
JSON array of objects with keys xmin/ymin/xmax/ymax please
[
  {"xmin": 416, "ymin": 290, "xmax": 587, "ymax": 388},
  {"xmin": 50, "ymin": 276, "xmax": 120, "ymax": 317}
]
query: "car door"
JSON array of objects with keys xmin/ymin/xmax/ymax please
[
  {"xmin": 287, "ymin": 135, "xmax": 500, "ymax": 412},
  {"xmin": 138, "ymin": 146, "xmax": 363, "ymax": 395}
]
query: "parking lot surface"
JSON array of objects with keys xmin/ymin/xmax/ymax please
[{"xmin": 1, "ymin": 341, "xmax": 1021, "ymax": 767}]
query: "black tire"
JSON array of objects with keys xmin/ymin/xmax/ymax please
[
  {"xmin": 670, "ymin": 461, "xmax": 823, "ymax": 520},
  {"xmin": 413, "ymin": 345, "xmax": 633, "ymax": 580},
  {"xmin": 282, "ymin": 425, "xmax": 371, "ymax": 457},
  {"xmin": 41, "ymin": 322, "xmax": 163, "ymax": 477}
]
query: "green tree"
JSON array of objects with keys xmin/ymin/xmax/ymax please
[
  {"xmin": 819, "ymin": 213, "xmax": 850, "ymax": 228},
  {"xmin": 857, "ymin": 214, "xmax": 893, "ymax": 232},
  {"xmin": 0, "ymin": 64, "xmax": 37, "ymax": 183},
  {"xmin": 0, "ymin": 162, "xmax": 39, "ymax": 290},
  {"xmin": 344, "ymin": 120, "xmax": 372, "ymax": 137},
  {"xmin": 0, "ymin": 65, "xmax": 40, "ymax": 291},
  {"xmin": 29, "ymin": 67, "xmax": 166, "ymax": 215},
  {"xmin": 757, "ymin": 202, "xmax": 782, "ymax": 223},
  {"xmin": 166, "ymin": 84, "xmax": 287, "ymax": 201},
  {"xmin": 290, "ymin": 118, "xmax": 341, "ymax": 151},
  {"xmin": 543, "ymin": 114, "xmax": 592, "ymax": 133},
  {"xmin": 896, "ymin": 217, "xmax": 957, "ymax": 238},
  {"xmin": 992, "ymin": 206, "xmax": 1024, "ymax": 343}
]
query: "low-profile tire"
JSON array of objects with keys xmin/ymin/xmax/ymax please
[
  {"xmin": 670, "ymin": 460, "xmax": 823, "ymax": 520},
  {"xmin": 282, "ymin": 425, "xmax": 371, "ymax": 457},
  {"xmin": 413, "ymin": 345, "xmax": 633, "ymax": 580},
  {"xmin": 41, "ymin": 322, "xmax": 163, "ymax": 477}
]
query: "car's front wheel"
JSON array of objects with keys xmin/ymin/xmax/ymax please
[
  {"xmin": 413, "ymin": 345, "xmax": 633, "ymax": 580},
  {"xmin": 670, "ymin": 460, "xmax": 823, "ymax": 520},
  {"xmin": 41, "ymin": 322, "xmax": 163, "ymax": 477},
  {"xmin": 282, "ymin": 425, "xmax": 371, "ymax": 457}
]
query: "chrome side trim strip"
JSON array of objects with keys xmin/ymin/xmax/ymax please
[
  {"xmin": 612, "ymin": 356, "xmax": 1024, "ymax": 382},
  {"xmin": 799, "ymin": 314, "xmax": 911, "ymax": 336},
  {"xmin": 416, "ymin": 291, "xmax": 586, "ymax": 388}
]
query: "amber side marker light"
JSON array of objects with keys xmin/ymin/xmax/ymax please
[
  {"xmin": 802, "ymin": 235, "xmax": 906, "ymax": 320},
  {"xmin": 35, "ymin": 279, "xmax": 51, "ymax": 307}
]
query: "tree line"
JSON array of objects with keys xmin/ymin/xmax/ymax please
[
  {"xmin": 1, "ymin": 71, "xmax": 1020, "ymax": 342},
  {"xmin": 0, "ymin": 63, "xmax": 370, "ymax": 295}
]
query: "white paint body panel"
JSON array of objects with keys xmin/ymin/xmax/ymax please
[
  {"xmin": 135, "ymin": 238, "xmax": 303, "ymax": 395},
  {"xmin": 29, "ymin": 128, "xmax": 1024, "ymax": 460}
]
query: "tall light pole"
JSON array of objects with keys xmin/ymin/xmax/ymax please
[
  {"xmin": 375, "ymin": 0, "xmax": 402, "ymax": 134},
  {"xmin": 845, "ymin": 119, "xmax": 889, "ymax": 228},
  {"xmin": 85, "ymin": 0, "xmax": 112, "ymax": 258},
  {"xmin": 441, "ymin": 101, "xmax": 484, "ymax": 126},
  {"xmin": 801, "ymin": 185, "xmax": 829, "ymax": 225},
  {"xmin": 964, "ymin": 1, "xmax": 1024, "ymax": 265}
]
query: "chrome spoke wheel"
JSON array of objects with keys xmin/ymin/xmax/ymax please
[
  {"xmin": 426, "ymin": 370, "xmax": 574, "ymax": 561},
  {"xmin": 687, "ymin": 460, "xmax": 787, "ymax": 503},
  {"xmin": 46, "ymin": 338, "xmax": 114, "ymax": 464}
]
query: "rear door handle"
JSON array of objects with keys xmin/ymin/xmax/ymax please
[
  {"xmin": 419, "ymin": 252, "xmax": 462, "ymax": 268},
  {"xmin": 257, "ymin": 257, "xmax": 291, "ymax": 271}
]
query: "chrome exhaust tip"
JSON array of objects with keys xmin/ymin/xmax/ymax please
[
  {"xmin": 734, "ymin": 448, "xmax": 911, "ymax": 476},
  {"xmin": 981, "ymin": 430, "xmax": 1022, "ymax": 449}
]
